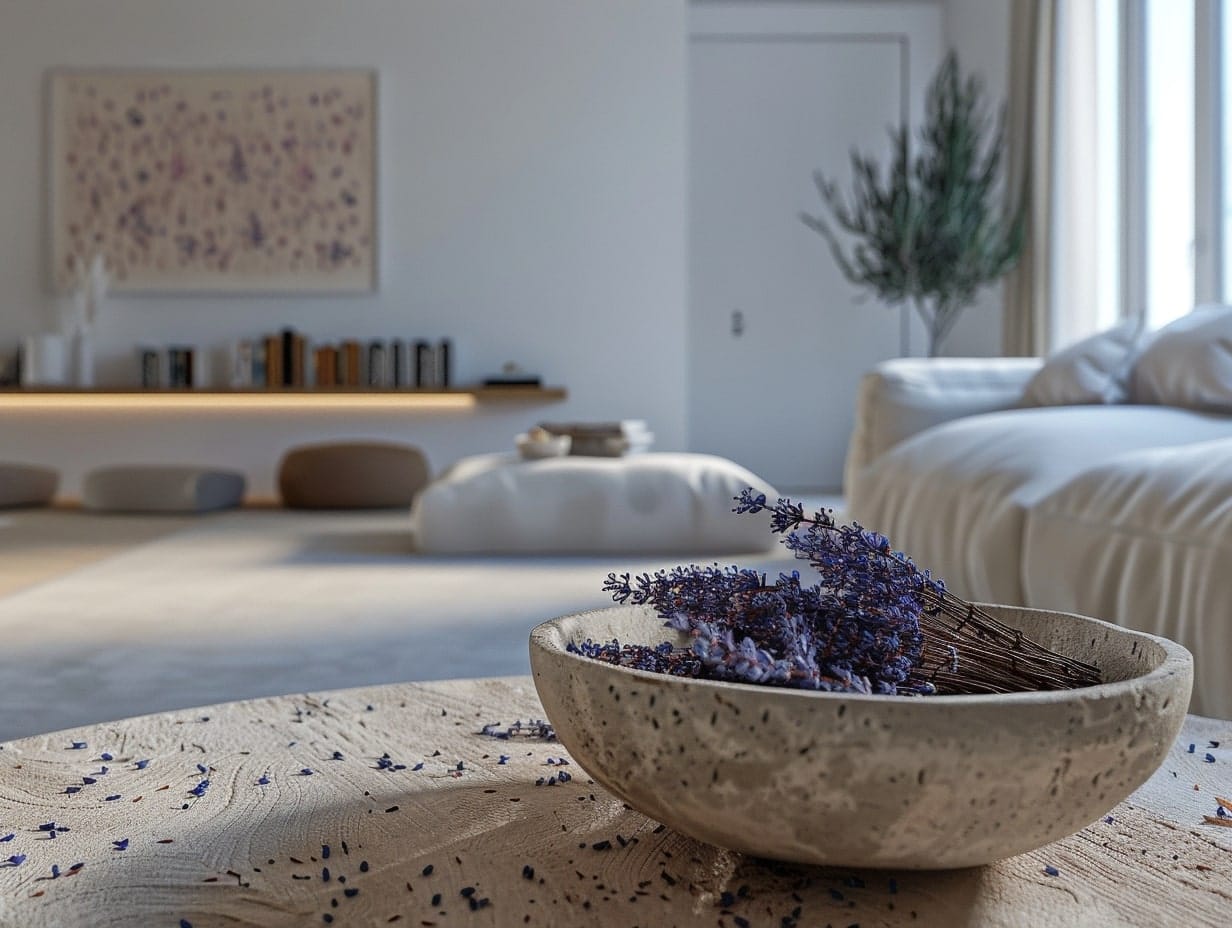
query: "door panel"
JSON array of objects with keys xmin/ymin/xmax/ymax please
[{"xmin": 688, "ymin": 36, "xmax": 909, "ymax": 490}]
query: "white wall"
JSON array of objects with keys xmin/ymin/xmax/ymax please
[
  {"xmin": 0, "ymin": 0, "xmax": 688, "ymax": 495},
  {"xmin": 941, "ymin": 0, "xmax": 1012, "ymax": 357}
]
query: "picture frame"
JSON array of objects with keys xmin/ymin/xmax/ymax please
[{"xmin": 49, "ymin": 68, "xmax": 377, "ymax": 294}]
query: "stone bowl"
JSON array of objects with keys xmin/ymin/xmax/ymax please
[{"xmin": 529, "ymin": 604, "xmax": 1192, "ymax": 869}]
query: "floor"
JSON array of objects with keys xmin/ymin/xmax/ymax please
[
  {"xmin": 0, "ymin": 507, "xmax": 193, "ymax": 597},
  {"xmin": 0, "ymin": 497, "xmax": 839, "ymax": 741}
]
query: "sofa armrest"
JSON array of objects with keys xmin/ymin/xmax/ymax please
[{"xmin": 844, "ymin": 357, "xmax": 1043, "ymax": 491}]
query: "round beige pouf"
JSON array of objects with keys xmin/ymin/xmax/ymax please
[{"xmin": 277, "ymin": 441, "xmax": 430, "ymax": 509}]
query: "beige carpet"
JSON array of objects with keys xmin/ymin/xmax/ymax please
[
  {"xmin": 0, "ymin": 507, "xmax": 195, "ymax": 596},
  {"xmin": 0, "ymin": 507, "xmax": 812, "ymax": 741}
]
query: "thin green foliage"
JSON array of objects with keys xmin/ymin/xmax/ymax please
[{"xmin": 801, "ymin": 52, "xmax": 1026, "ymax": 356}]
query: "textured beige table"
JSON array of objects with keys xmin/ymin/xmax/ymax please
[{"xmin": 0, "ymin": 677, "xmax": 1228, "ymax": 927}]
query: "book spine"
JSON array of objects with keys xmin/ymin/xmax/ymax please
[
  {"xmin": 281, "ymin": 328, "xmax": 295, "ymax": 388},
  {"xmin": 291, "ymin": 333, "xmax": 306, "ymax": 388},
  {"xmin": 341, "ymin": 340, "xmax": 361, "ymax": 387},
  {"xmin": 367, "ymin": 341, "xmax": 385, "ymax": 387},
  {"xmin": 312, "ymin": 347, "xmax": 327, "ymax": 387},
  {"xmin": 265, "ymin": 335, "xmax": 282, "ymax": 388},
  {"xmin": 324, "ymin": 346, "xmax": 338, "ymax": 387},
  {"xmin": 139, "ymin": 347, "xmax": 161, "ymax": 388},
  {"xmin": 252, "ymin": 342, "xmax": 267, "ymax": 386},
  {"xmin": 414, "ymin": 339, "xmax": 434, "ymax": 388},
  {"xmin": 437, "ymin": 338, "xmax": 452, "ymax": 388},
  {"xmin": 391, "ymin": 339, "xmax": 405, "ymax": 387},
  {"xmin": 233, "ymin": 340, "xmax": 253, "ymax": 388},
  {"xmin": 167, "ymin": 346, "xmax": 195, "ymax": 389}
]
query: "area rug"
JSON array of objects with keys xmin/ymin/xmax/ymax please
[
  {"xmin": 0, "ymin": 507, "xmax": 194, "ymax": 597},
  {"xmin": 0, "ymin": 508, "xmax": 815, "ymax": 741}
]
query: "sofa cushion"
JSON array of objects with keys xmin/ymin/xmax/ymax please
[
  {"xmin": 846, "ymin": 406, "xmax": 1232, "ymax": 604},
  {"xmin": 1131, "ymin": 303, "xmax": 1232, "ymax": 411},
  {"xmin": 845, "ymin": 357, "xmax": 1043, "ymax": 490},
  {"xmin": 411, "ymin": 452, "xmax": 779, "ymax": 555},
  {"xmin": 1023, "ymin": 438, "xmax": 1232, "ymax": 716},
  {"xmin": 1021, "ymin": 322, "xmax": 1145, "ymax": 407},
  {"xmin": 0, "ymin": 463, "xmax": 58, "ymax": 508},
  {"xmin": 83, "ymin": 466, "xmax": 246, "ymax": 513}
]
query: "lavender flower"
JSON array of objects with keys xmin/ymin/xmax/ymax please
[
  {"xmin": 584, "ymin": 491, "xmax": 1101, "ymax": 696},
  {"xmin": 599, "ymin": 525, "xmax": 924, "ymax": 694}
]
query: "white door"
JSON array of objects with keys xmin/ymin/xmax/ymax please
[{"xmin": 688, "ymin": 8, "xmax": 938, "ymax": 491}]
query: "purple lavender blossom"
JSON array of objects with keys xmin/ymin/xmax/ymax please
[
  {"xmin": 597, "ymin": 501, "xmax": 927, "ymax": 695},
  {"xmin": 587, "ymin": 490, "xmax": 1101, "ymax": 696}
]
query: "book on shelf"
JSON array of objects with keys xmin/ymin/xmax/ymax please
[
  {"xmin": 138, "ymin": 347, "xmax": 161, "ymax": 388},
  {"xmin": 252, "ymin": 341, "xmax": 267, "ymax": 386},
  {"xmin": 167, "ymin": 346, "xmax": 196, "ymax": 389},
  {"xmin": 438, "ymin": 339, "xmax": 452, "ymax": 388},
  {"xmin": 413, "ymin": 340, "xmax": 434, "ymax": 388},
  {"xmin": 391, "ymin": 339, "xmax": 407, "ymax": 387},
  {"xmin": 264, "ymin": 334, "xmax": 283, "ymax": 388},
  {"xmin": 341, "ymin": 340, "xmax": 361, "ymax": 387},
  {"xmin": 313, "ymin": 346, "xmax": 337, "ymax": 387},
  {"xmin": 231, "ymin": 340, "xmax": 254, "ymax": 388},
  {"xmin": 281, "ymin": 329, "xmax": 294, "ymax": 387},
  {"xmin": 290, "ymin": 332, "xmax": 306, "ymax": 387},
  {"xmin": 367, "ymin": 341, "xmax": 386, "ymax": 387},
  {"xmin": 483, "ymin": 375, "xmax": 542, "ymax": 387}
]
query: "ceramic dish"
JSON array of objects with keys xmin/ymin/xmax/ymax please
[
  {"xmin": 529, "ymin": 604, "xmax": 1192, "ymax": 869},
  {"xmin": 515, "ymin": 432, "xmax": 571, "ymax": 460}
]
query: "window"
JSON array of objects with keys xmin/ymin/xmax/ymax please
[
  {"xmin": 1144, "ymin": 1, "xmax": 1196, "ymax": 326},
  {"xmin": 1100, "ymin": 1, "xmax": 1223, "ymax": 330},
  {"xmin": 1219, "ymin": 0, "xmax": 1232, "ymax": 301}
]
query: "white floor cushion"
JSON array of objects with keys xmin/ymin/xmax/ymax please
[
  {"xmin": 411, "ymin": 452, "xmax": 779, "ymax": 555},
  {"xmin": 1023, "ymin": 438, "xmax": 1232, "ymax": 717}
]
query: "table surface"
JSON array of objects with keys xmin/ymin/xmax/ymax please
[{"xmin": 0, "ymin": 677, "xmax": 1228, "ymax": 928}]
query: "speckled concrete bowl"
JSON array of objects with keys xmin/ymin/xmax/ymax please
[{"xmin": 529, "ymin": 604, "xmax": 1192, "ymax": 869}]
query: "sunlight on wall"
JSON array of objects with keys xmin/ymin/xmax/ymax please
[{"xmin": 1146, "ymin": 0, "xmax": 1195, "ymax": 327}]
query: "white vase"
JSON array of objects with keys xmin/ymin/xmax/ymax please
[
  {"xmin": 70, "ymin": 328, "xmax": 94, "ymax": 387},
  {"xmin": 21, "ymin": 334, "xmax": 70, "ymax": 387}
]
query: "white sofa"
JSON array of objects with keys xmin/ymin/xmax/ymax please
[{"xmin": 845, "ymin": 353, "xmax": 1232, "ymax": 718}]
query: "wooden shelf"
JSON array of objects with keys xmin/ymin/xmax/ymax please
[{"xmin": 0, "ymin": 386, "xmax": 566, "ymax": 410}]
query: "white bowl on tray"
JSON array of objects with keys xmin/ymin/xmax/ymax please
[
  {"xmin": 515, "ymin": 432, "xmax": 571, "ymax": 460},
  {"xmin": 529, "ymin": 603, "xmax": 1191, "ymax": 869}
]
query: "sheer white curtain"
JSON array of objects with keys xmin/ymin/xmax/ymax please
[{"xmin": 1004, "ymin": 0, "xmax": 1120, "ymax": 355}]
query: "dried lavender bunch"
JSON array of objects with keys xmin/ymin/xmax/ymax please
[{"xmin": 575, "ymin": 491, "xmax": 1100, "ymax": 696}]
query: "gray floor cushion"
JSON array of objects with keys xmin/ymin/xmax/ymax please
[
  {"xmin": 0, "ymin": 463, "xmax": 58, "ymax": 508},
  {"xmin": 82, "ymin": 466, "xmax": 246, "ymax": 513}
]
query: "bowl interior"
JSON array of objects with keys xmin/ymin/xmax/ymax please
[{"xmin": 535, "ymin": 601, "xmax": 1187, "ymax": 697}]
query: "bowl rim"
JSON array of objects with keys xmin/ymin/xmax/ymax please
[{"xmin": 529, "ymin": 602, "xmax": 1193, "ymax": 707}]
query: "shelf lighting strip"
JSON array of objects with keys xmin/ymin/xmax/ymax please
[{"xmin": 0, "ymin": 392, "xmax": 478, "ymax": 411}]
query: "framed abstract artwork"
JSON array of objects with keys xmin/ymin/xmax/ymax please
[{"xmin": 49, "ymin": 69, "xmax": 377, "ymax": 294}]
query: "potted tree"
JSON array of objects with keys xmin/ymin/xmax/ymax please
[{"xmin": 800, "ymin": 52, "xmax": 1025, "ymax": 357}]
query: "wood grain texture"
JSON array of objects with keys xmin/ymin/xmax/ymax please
[{"xmin": 0, "ymin": 678, "xmax": 1227, "ymax": 927}]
